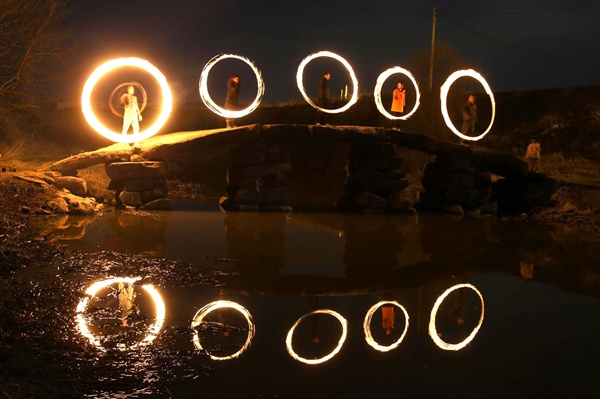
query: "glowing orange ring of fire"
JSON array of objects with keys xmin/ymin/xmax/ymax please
[
  {"xmin": 285, "ymin": 309, "xmax": 348, "ymax": 365},
  {"xmin": 75, "ymin": 277, "xmax": 166, "ymax": 351},
  {"xmin": 108, "ymin": 81, "xmax": 148, "ymax": 118},
  {"xmin": 296, "ymin": 51, "xmax": 359, "ymax": 114},
  {"xmin": 428, "ymin": 283, "xmax": 485, "ymax": 351},
  {"xmin": 191, "ymin": 300, "xmax": 255, "ymax": 361},
  {"xmin": 82, "ymin": 57, "xmax": 173, "ymax": 143},
  {"xmin": 374, "ymin": 66, "xmax": 421, "ymax": 120},
  {"xmin": 363, "ymin": 301, "xmax": 410, "ymax": 352},
  {"xmin": 199, "ymin": 54, "xmax": 265, "ymax": 119},
  {"xmin": 440, "ymin": 69, "xmax": 496, "ymax": 141}
]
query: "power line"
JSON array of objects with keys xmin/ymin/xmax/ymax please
[
  {"xmin": 441, "ymin": 18, "xmax": 568, "ymax": 73},
  {"xmin": 443, "ymin": 2, "xmax": 600, "ymax": 16}
]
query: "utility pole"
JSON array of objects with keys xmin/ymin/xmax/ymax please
[{"xmin": 429, "ymin": 7, "xmax": 437, "ymax": 91}]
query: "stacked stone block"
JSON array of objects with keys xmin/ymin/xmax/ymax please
[
  {"xmin": 418, "ymin": 154, "xmax": 496, "ymax": 216},
  {"xmin": 106, "ymin": 161, "xmax": 171, "ymax": 210},
  {"xmin": 336, "ymin": 143, "xmax": 416, "ymax": 213},
  {"xmin": 219, "ymin": 142, "xmax": 293, "ymax": 212}
]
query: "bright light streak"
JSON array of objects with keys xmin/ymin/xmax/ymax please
[
  {"xmin": 191, "ymin": 300, "xmax": 255, "ymax": 361},
  {"xmin": 428, "ymin": 283, "xmax": 485, "ymax": 351},
  {"xmin": 440, "ymin": 69, "xmax": 496, "ymax": 141},
  {"xmin": 296, "ymin": 51, "xmax": 359, "ymax": 114},
  {"xmin": 374, "ymin": 67, "xmax": 421, "ymax": 120},
  {"xmin": 285, "ymin": 309, "xmax": 348, "ymax": 365},
  {"xmin": 81, "ymin": 57, "xmax": 173, "ymax": 143},
  {"xmin": 363, "ymin": 301, "xmax": 409, "ymax": 352},
  {"xmin": 199, "ymin": 54, "xmax": 265, "ymax": 119},
  {"xmin": 75, "ymin": 277, "xmax": 165, "ymax": 351},
  {"xmin": 108, "ymin": 81, "xmax": 148, "ymax": 117}
]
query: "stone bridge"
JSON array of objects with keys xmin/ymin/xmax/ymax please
[{"xmin": 50, "ymin": 124, "xmax": 554, "ymax": 214}]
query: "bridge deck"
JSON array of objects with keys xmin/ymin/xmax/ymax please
[{"xmin": 49, "ymin": 124, "xmax": 528, "ymax": 178}]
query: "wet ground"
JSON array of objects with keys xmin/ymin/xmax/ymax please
[{"xmin": 2, "ymin": 205, "xmax": 600, "ymax": 398}]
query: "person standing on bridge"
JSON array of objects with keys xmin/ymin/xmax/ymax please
[
  {"xmin": 461, "ymin": 94, "xmax": 477, "ymax": 137},
  {"xmin": 315, "ymin": 72, "xmax": 331, "ymax": 125},
  {"xmin": 121, "ymin": 85, "xmax": 142, "ymax": 137},
  {"xmin": 225, "ymin": 75, "xmax": 240, "ymax": 128},
  {"xmin": 525, "ymin": 137, "xmax": 541, "ymax": 172},
  {"xmin": 390, "ymin": 82, "xmax": 406, "ymax": 130}
]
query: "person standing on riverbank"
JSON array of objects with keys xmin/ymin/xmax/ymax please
[
  {"xmin": 391, "ymin": 82, "xmax": 406, "ymax": 130},
  {"xmin": 526, "ymin": 138, "xmax": 541, "ymax": 172},
  {"xmin": 461, "ymin": 94, "xmax": 477, "ymax": 137},
  {"xmin": 225, "ymin": 75, "xmax": 240, "ymax": 128}
]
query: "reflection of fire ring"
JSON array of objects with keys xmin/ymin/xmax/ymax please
[
  {"xmin": 199, "ymin": 54, "xmax": 265, "ymax": 119},
  {"xmin": 82, "ymin": 57, "xmax": 173, "ymax": 143},
  {"xmin": 374, "ymin": 67, "xmax": 421, "ymax": 120},
  {"xmin": 285, "ymin": 309, "xmax": 348, "ymax": 365},
  {"xmin": 75, "ymin": 277, "xmax": 166, "ymax": 351},
  {"xmin": 363, "ymin": 301, "xmax": 410, "ymax": 352},
  {"xmin": 191, "ymin": 300, "xmax": 255, "ymax": 361},
  {"xmin": 428, "ymin": 283, "xmax": 485, "ymax": 351},
  {"xmin": 108, "ymin": 81, "xmax": 148, "ymax": 117},
  {"xmin": 440, "ymin": 69, "xmax": 496, "ymax": 141},
  {"xmin": 296, "ymin": 51, "xmax": 359, "ymax": 114}
]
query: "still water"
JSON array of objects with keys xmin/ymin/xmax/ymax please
[{"xmin": 49, "ymin": 206, "xmax": 600, "ymax": 398}]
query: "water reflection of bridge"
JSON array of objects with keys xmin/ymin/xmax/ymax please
[{"xmin": 52, "ymin": 211, "xmax": 600, "ymax": 301}]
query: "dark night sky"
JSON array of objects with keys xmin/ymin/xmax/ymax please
[{"xmin": 62, "ymin": 0, "xmax": 600, "ymax": 105}]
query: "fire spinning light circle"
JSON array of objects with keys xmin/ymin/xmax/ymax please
[
  {"xmin": 199, "ymin": 54, "xmax": 265, "ymax": 119},
  {"xmin": 82, "ymin": 57, "xmax": 173, "ymax": 143},
  {"xmin": 75, "ymin": 277, "xmax": 166, "ymax": 351},
  {"xmin": 374, "ymin": 66, "xmax": 421, "ymax": 120},
  {"xmin": 108, "ymin": 81, "xmax": 148, "ymax": 117},
  {"xmin": 428, "ymin": 283, "xmax": 485, "ymax": 351},
  {"xmin": 363, "ymin": 301, "xmax": 410, "ymax": 352},
  {"xmin": 440, "ymin": 69, "xmax": 496, "ymax": 141},
  {"xmin": 285, "ymin": 309, "xmax": 348, "ymax": 365},
  {"xmin": 296, "ymin": 51, "xmax": 359, "ymax": 114},
  {"xmin": 191, "ymin": 300, "xmax": 255, "ymax": 361}
]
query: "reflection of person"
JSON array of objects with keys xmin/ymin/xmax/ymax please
[
  {"xmin": 525, "ymin": 138, "xmax": 541, "ymax": 173},
  {"xmin": 315, "ymin": 72, "xmax": 331, "ymax": 125},
  {"xmin": 391, "ymin": 82, "xmax": 406, "ymax": 130},
  {"xmin": 381, "ymin": 305, "xmax": 395, "ymax": 336},
  {"xmin": 461, "ymin": 94, "xmax": 477, "ymax": 136},
  {"xmin": 117, "ymin": 282, "xmax": 138, "ymax": 326},
  {"xmin": 225, "ymin": 75, "xmax": 240, "ymax": 128},
  {"xmin": 120, "ymin": 85, "xmax": 142, "ymax": 136}
]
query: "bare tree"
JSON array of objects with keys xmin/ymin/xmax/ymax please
[{"xmin": 0, "ymin": 0, "xmax": 73, "ymax": 105}]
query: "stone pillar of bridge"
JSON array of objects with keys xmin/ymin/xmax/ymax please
[
  {"xmin": 219, "ymin": 142, "xmax": 293, "ymax": 212},
  {"xmin": 106, "ymin": 161, "xmax": 172, "ymax": 210},
  {"xmin": 418, "ymin": 153, "xmax": 496, "ymax": 216},
  {"xmin": 336, "ymin": 142, "xmax": 416, "ymax": 213}
]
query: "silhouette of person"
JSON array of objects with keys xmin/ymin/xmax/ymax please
[
  {"xmin": 461, "ymin": 94, "xmax": 477, "ymax": 137},
  {"xmin": 525, "ymin": 138, "xmax": 541, "ymax": 172},
  {"xmin": 391, "ymin": 82, "xmax": 406, "ymax": 130},
  {"xmin": 120, "ymin": 85, "xmax": 142, "ymax": 136},
  {"xmin": 225, "ymin": 75, "xmax": 240, "ymax": 128},
  {"xmin": 117, "ymin": 281, "xmax": 138, "ymax": 326},
  {"xmin": 315, "ymin": 72, "xmax": 331, "ymax": 125}
]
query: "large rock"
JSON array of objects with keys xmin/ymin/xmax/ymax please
[
  {"xmin": 106, "ymin": 162, "xmax": 168, "ymax": 180},
  {"xmin": 119, "ymin": 191, "xmax": 143, "ymax": 206},
  {"xmin": 387, "ymin": 190, "xmax": 417, "ymax": 212},
  {"xmin": 353, "ymin": 192, "xmax": 387, "ymax": 210},
  {"xmin": 141, "ymin": 185, "xmax": 169, "ymax": 203},
  {"xmin": 259, "ymin": 187, "xmax": 287, "ymax": 206},
  {"xmin": 122, "ymin": 177, "xmax": 167, "ymax": 192},
  {"xmin": 54, "ymin": 176, "xmax": 87, "ymax": 196},
  {"xmin": 231, "ymin": 147, "xmax": 266, "ymax": 166},
  {"xmin": 139, "ymin": 198, "xmax": 172, "ymax": 210},
  {"xmin": 493, "ymin": 173, "xmax": 558, "ymax": 212},
  {"xmin": 233, "ymin": 163, "xmax": 291, "ymax": 178},
  {"xmin": 234, "ymin": 189, "xmax": 261, "ymax": 204},
  {"xmin": 47, "ymin": 197, "xmax": 69, "ymax": 214},
  {"xmin": 445, "ymin": 188, "xmax": 492, "ymax": 207}
]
